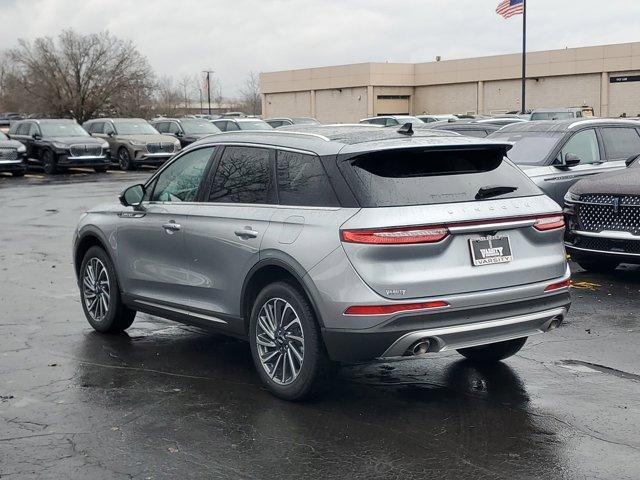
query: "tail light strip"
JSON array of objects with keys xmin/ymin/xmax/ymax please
[{"xmin": 340, "ymin": 214, "xmax": 564, "ymax": 245}]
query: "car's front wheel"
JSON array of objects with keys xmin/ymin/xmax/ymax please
[
  {"xmin": 42, "ymin": 149, "xmax": 57, "ymax": 175},
  {"xmin": 118, "ymin": 147, "xmax": 135, "ymax": 171},
  {"xmin": 79, "ymin": 246, "xmax": 136, "ymax": 333},
  {"xmin": 249, "ymin": 281, "xmax": 329, "ymax": 401},
  {"xmin": 457, "ymin": 337, "xmax": 527, "ymax": 362}
]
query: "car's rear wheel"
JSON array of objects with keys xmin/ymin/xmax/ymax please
[
  {"xmin": 118, "ymin": 147, "xmax": 135, "ymax": 171},
  {"xmin": 457, "ymin": 337, "xmax": 527, "ymax": 362},
  {"xmin": 577, "ymin": 259, "xmax": 619, "ymax": 273},
  {"xmin": 249, "ymin": 281, "xmax": 329, "ymax": 401},
  {"xmin": 79, "ymin": 246, "xmax": 136, "ymax": 333},
  {"xmin": 42, "ymin": 150, "xmax": 57, "ymax": 175}
]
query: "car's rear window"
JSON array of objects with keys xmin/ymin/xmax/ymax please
[{"xmin": 338, "ymin": 147, "xmax": 541, "ymax": 207}]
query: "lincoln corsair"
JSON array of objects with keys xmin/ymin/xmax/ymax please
[{"xmin": 73, "ymin": 125, "xmax": 571, "ymax": 400}]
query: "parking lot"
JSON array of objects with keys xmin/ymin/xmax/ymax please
[{"xmin": 0, "ymin": 169, "xmax": 638, "ymax": 479}]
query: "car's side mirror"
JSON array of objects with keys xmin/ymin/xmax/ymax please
[
  {"xmin": 32, "ymin": 132, "xmax": 41, "ymax": 140},
  {"xmin": 556, "ymin": 153, "xmax": 581, "ymax": 170},
  {"xmin": 107, "ymin": 131, "xmax": 115, "ymax": 137},
  {"xmin": 119, "ymin": 184, "xmax": 145, "ymax": 207},
  {"xmin": 175, "ymin": 131, "xmax": 184, "ymax": 137},
  {"xmin": 625, "ymin": 154, "xmax": 639, "ymax": 167}
]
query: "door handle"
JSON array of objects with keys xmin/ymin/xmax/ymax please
[
  {"xmin": 162, "ymin": 221, "xmax": 181, "ymax": 234},
  {"xmin": 234, "ymin": 228, "xmax": 259, "ymax": 239}
]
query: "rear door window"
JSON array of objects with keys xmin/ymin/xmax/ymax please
[
  {"xmin": 276, "ymin": 150, "xmax": 339, "ymax": 207},
  {"xmin": 601, "ymin": 127, "xmax": 640, "ymax": 161},
  {"xmin": 16, "ymin": 123, "xmax": 30, "ymax": 135},
  {"xmin": 338, "ymin": 147, "xmax": 540, "ymax": 207},
  {"xmin": 559, "ymin": 129, "xmax": 601, "ymax": 164},
  {"xmin": 208, "ymin": 146, "xmax": 275, "ymax": 204},
  {"xmin": 154, "ymin": 122, "xmax": 168, "ymax": 133}
]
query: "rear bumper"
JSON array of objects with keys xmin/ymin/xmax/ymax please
[{"xmin": 321, "ymin": 288, "xmax": 571, "ymax": 362}]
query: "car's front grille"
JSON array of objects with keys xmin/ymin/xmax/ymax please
[
  {"xmin": 0, "ymin": 147, "xmax": 18, "ymax": 160},
  {"xmin": 146, "ymin": 142, "xmax": 174, "ymax": 154},
  {"xmin": 70, "ymin": 144, "xmax": 102, "ymax": 157},
  {"xmin": 576, "ymin": 195, "xmax": 640, "ymax": 235},
  {"xmin": 573, "ymin": 236, "xmax": 640, "ymax": 255}
]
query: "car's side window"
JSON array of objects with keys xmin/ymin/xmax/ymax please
[
  {"xmin": 28, "ymin": 124, "xmax": 39, "ymax": 136},
  {"xmin": 601, "ymin": 127, "xmax": 640, "ymax": 161},
  {"xmin": 269, "ymin": 121, "xmax": 283, "ymax": 128},
  {"xmin": 90, "ymin": 122, "xmax": 104, "ymax": 134},
  {"xmin": 208, "ymin": 146, "xmax": 274, "ymax": 204},
  {"xmin": 150, "ymin": 147, "xmax": 215, "ymax": 203},
  {"xmin": 386, "ymin": 118, "xmax": 399, "ymax": 126},
  {"xmin": 368, "ymin": 118, "xmax": 385, "ymax": 126},
  {"xmin": 560, "ymin": 129, "xmax": 601, "ymax": 164},
  {"xmin": 154, "ymin": 122, "xmax": 166, "ymax": 133},
  {"xmin": 276, "ymin": 150, "xmax": 339, "ymax": 207},
  {"xmin": 16, "ymin": 123, "xmax": 30, "ymax": 135},
  {"xmin": 226, "ymin": 122, "xmax": 240, "ymax": 131},
  {"xmin": 213, "ymin": 121, "xmax": 226, "ymax": 131},
  {"xmin": 103, "ymin": 122, "xmax": 115, "ymax": 135},
  {"xmin": 168, "ymin": 122, "xmax": 181, "ymax": 134}
]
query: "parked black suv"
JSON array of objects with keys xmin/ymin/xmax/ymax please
[
  {"xmin": 564, "ymin": 155, "xmax": 640, "ymax": 273},
  {"xmin": 150, "ymin": 118, "xmax": 221, "ymax": 147},
  {"xmin": 0, "ymin": 130, "xmax": 27, "ymax": 176},
  {"xmin": 8, "ymin": 119, "xmax": 109, "ymax": 174}
]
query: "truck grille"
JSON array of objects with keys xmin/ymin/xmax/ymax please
[
  {"xmin": 0, "ymin": 147, "xmax": 18, "ymax": 160},
  {"xmin": 70, "ymin": 144, "xmax": 102, "ymax": 157},
  {"xmin": 576, "ymin": 195, "xmax": 640, "ymax": 236},
  {"xmin": 146, "ymin": 142, "xmax": 174, "ymax": 154}
]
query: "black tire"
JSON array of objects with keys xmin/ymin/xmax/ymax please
[
  {"xmin": 42, "ymin": 149, "xmax": 58, "ymax": 175},
  {"xmin": 577, "ymin": 259, "xmax": 619, "ymax": 273},
  {"xmin": 457, "ymin": 337, "xmax": 527, "ymax": 362},
  {"xmin": 79, "ymin": 246, "xmax": 136, "ymax": 333},
  {"xmin": 118, "ymin": 147, "xmax": 135, "ymax": 171},
  {"xmin": 94, "ymin": 166, "xmax": 108, "ymax": 173},
  {"xmin": 12, "ymin": 170, "xmax": 26, "ymax": 177},
  {"xmin": 249, "ymin": 281, "xmax": 330, "ymax": 401}
]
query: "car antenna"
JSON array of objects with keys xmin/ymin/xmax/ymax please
[{"xmin": 398, "ymin": 123, "xmax": 414, "ymax": 136}]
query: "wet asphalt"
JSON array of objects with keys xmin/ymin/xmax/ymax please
[{"xmin": 0, "ymin": 168, "xmax": 639, "ymax": 480}]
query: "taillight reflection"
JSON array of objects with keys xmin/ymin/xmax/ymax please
[{"xmin": 344, "ymin": 300, "xmax": 449, "ymax": 315}]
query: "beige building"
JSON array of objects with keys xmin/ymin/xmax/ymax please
[{"xmin": 260, "ymin": 42, "xmax": 640, "ymax": 123}]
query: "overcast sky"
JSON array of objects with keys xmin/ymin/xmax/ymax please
[{"xmin": 1, "ymin": 0, "xmax": 638, "ymax": 96}]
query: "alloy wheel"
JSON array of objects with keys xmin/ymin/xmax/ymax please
[
  {"xmin": 118, "ymin": 148, "xmax": 130, "ymax": 170},
  {"xmin": 256, "ymin": 297, "xmax": 305, "ymax": 385},
  {"xmin": 82, "ymin": 257, "xmax": 110, "ymax": 322}
]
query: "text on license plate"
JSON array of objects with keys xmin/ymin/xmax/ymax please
[{"xmin": 469, "ymin": 235, "xmax": 513, "ymax": 266}]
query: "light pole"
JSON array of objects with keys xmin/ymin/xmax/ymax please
[{"xmin": 202, "ymin": 70, "xmax": 214, "ymax": 115}]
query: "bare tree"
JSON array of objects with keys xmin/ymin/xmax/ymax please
[
  {"xmin": 238, "ymin": 71, "xmax": 261, "ymax": 116},
  {"xmin": 5, "ymin": 29, "xmax": 154, "ymax": 122},
  {"xmin": 154, "ymin": 75, "xmax": 182, "ymax": 116}
]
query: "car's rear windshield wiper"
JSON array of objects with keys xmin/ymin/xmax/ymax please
[{"xmin": 475, "ymin": 185, "xmax": 518, "ymax": 200}]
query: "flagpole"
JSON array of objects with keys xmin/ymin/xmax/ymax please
[{"xmin": 521, "ymin": 0, "xmax": 527, "ymax": 113}]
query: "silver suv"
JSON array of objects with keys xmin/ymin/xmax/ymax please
[{"xmin": 73, "ymin": 126, "xmax": 571, "ymax": 400}]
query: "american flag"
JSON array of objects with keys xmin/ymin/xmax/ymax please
[{"xmin": 496, "ymin": 0, "xmax": 524, "ymax": 18}]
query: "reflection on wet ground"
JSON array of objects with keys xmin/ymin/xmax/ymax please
[{"xmin": 1, "ymin": 171, "xmax": 639, "ymax": 479}]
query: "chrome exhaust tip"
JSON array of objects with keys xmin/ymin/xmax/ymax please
[
  {"xmin": 548, "ymin": 317, "xmax": 563, "ymax": 331},
  {"xmin": 407, "ymin": 339, "xmax": 431, "ymax": 356}
]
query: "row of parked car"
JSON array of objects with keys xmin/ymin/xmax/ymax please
[{"xmin": 4, "ymin": 113, "xmax": 640, "ymax": 276}]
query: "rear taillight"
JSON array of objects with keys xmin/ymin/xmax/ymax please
[
  {"xmin": 344, "ymin": 301, "xmax": 449, "ymax": 315},
  {"xmin": 340, "ymin": 226, "xmax": 449, "ymax": 245},
  {"xmin": 544, "ymin": 279, "xmax": 572, "ymax": 292},
  {"xmin": 534, "ymin": 215, "xmax": 565, "ymax": 231}
]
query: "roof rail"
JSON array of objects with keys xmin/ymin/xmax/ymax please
[{"xmin": 211, "ymin": 130, "xmax": 331, "ymax": 141}]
